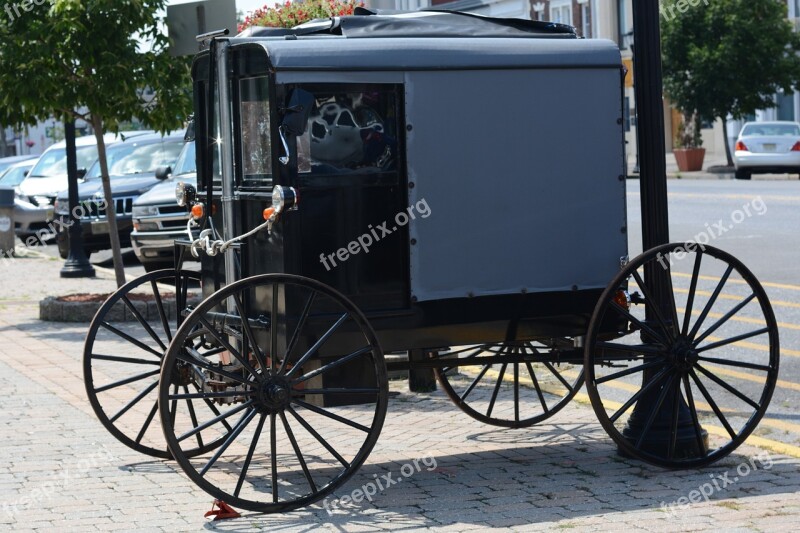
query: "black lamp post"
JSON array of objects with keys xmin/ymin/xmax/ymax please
[
  {"xmin": 60, "ymin": 119, "xmax": 95, "ymax": 278},
  {"xmin": 619, "ymin": 0, "xmax": 707, "ymax": 458}
]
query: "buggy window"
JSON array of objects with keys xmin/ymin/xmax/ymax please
[
  {"xmin": 297, "ymin": 90, "xmax": 398, "ymax": 174},
  {"xmin": 240, "ymin": 76, "xmax": 272, "ymax": 182}
]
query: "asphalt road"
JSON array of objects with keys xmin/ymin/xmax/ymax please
[{"xmin": 627, "ymin": 178, "xmax": 800, "ymax": 449}]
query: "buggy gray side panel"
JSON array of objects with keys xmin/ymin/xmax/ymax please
[{"xmin": 405, "ymin": 68, "xmax": 626, "ymax": 302}]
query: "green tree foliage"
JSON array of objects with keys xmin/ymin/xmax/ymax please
[
  {"xmin": 0, "ymin": 0, "xmax": 191, "ymax": 286},
  {"xmin": 661, "ymin": 0, "xmax": 800, "ymax": 165},
  {"xmin": 239, "ymin": 0, "xmax": 362, "ymax": 32}
]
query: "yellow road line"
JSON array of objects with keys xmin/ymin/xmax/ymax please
[
  {"xmin": 674, "ymin": 287, "xmax": 800, "ymax": 309},
  {"xmin": 676, "ymin": 306, "xmax": 800, "ymax": 332},
  {"xmin": 630, "ymin": 192, "xmax": 800, "ymax": 202},
  {"xmin": 474, "ymin": 366, "xmax": 800, "ymax": 457},
  {"xmin": 574, "ymin": 390, "xmax": 800, "ymax": 459},
  {"xmin": 703, "ymin": 335, "xmax": 799, "ymax": 357},
  {"xmin": 672, "ymin": 271, "xmax": 800, "ymax": 292}
]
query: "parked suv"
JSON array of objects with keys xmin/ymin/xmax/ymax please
[
  {"xmin": 54, "ymin": 132, "xmax": 185, "ymax": 258},
  {"xmin": 130, "ymin": 140, "xmax": 196, "ymax": 271},
  {"xmin": 17, "ymin": 131, "xmax": 152, "ymax": 237}
]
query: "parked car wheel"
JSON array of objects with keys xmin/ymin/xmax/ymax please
[{"xmin": 734, "ymin": 169, "xmax": 751, "ymax": 180}]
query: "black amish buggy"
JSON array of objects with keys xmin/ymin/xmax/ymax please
[{"xmin": 82, "ymin": 9, "xmax": 779, "ymax": 514}]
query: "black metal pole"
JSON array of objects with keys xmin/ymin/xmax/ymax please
[
  {"xmin": 619, "ymin": 0, "xmax": 707, "ymax": 459},
  {"xmin": 60, "ymin": 119, "xmax": 95, "ymax": 278}
]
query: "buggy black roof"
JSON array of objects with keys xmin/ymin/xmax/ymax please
[
  {"xmin": 239, "ymin": 9, "xmax": 577, "ymax": 39},
  {"xmin": 231, "ymin": 10, "xmax": 621, "ymax": 72}
]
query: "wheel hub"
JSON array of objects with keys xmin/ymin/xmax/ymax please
[
  {"xmin": 668, "ymin": 336, "xmax": 697, "ymax": 371},
  {"xmin": 256, "ymin": 377, "xmax": 291, "ymax": 412}
]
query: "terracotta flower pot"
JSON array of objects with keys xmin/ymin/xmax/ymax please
[{"xmin": 673, "ymin": 148, "xmax": 706, "ymax": 172}]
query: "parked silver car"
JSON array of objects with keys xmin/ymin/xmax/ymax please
[
  {"xmin": 130, "ymin": 140, "xmax": 196, "ymax": 271},
  {"xmin": 0, "ymin": 159, "xmax": 43, "ymax": 237},
  {"xmin": 733, "ymin": 121, "xmax": 800, "ymax": 180}
]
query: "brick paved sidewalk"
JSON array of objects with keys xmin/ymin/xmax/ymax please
[{"xmin": 0, "ymin": 256, "xmax": 799, "ymax": 531}]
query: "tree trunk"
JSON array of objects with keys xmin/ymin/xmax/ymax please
[
  {"xmin": 0, "ymin": 125, "xmax": 8, "ymax": 157},
  {"xmin": 721, "ymin": 116, "xmax": 734, "ymax": 167},
  {"xmin": 90, "ymin": 114, "xmax": 127, "ymax": 287}
]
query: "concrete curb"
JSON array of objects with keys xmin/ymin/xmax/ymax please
[{"xmin": 39, "ymin": 295, "xmax": 202, "ymax": 322}]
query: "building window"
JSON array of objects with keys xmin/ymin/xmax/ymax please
[
  {"xmin": 581, "ymin": 3, "xmax": 592, "ymax": 38},
  {"xmin": 532, "ymin": 1, "xmax": 545, "ymax": 21},
  {"xmin": 550, "ymin": 0, "xmax": 572, "ymax": 25}
]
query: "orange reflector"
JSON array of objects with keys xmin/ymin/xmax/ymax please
[
  {"xmin": 191, "ymin": 204, "xmax": 204, "ymax": 219},
  {"xmin": 263, "ymin": 207, "xmax": 275, "ymax": 220},
  {"xmin": 613, "ymin": 290, "xmax": 629, "ymax": 310},
  {"xmin": 132, "ymin": 222, "xmax": 139, "ymax": 231}
]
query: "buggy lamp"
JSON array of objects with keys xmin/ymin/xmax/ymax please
[
  {"xmin": 271, "ymin": 186, "xmax": 299, "ymax": 214},
  {"xmin": 175, "ymin": 181, "xmax": 197, "ymax": 207},
  {"xmin": 613, "ymin": 290, "xmax": 631, "ymax": 310},
  {"xmin": 191, "ymin": 203, "xmax": 205, "ymax": 220}
]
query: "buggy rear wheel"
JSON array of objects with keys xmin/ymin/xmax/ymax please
[
  {"xmin": 585, "ymin": 243, "xmax": 779, "ymax": 468},
  {"xmin": 84, "ymin": 269, "xmax": 221, "ymax": 458},
  {"xmin": 158, "ymin": 274, "xmax": 388, "ymax": 513},
  {"xmin": 434, "ymin": 340, "xmax": 584, "ymax": 428}
]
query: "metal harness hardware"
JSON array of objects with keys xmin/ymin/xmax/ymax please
[{"xmin": 185, "ymin": 214, "xmax": 275, "ymax": 257}]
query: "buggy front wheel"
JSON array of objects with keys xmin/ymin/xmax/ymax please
[{"xmin": 158, "ymin": 274, "xmax": 388, "ymax": 513}]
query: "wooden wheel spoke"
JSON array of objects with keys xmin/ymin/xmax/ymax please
[
  {"xmin": 696, "ymin": 356, "xmax": 771, "ymax": 372},
  {"xmin": 542, "ymin": 362, "xmax": 573, "ymax": 392},
  {"xmin": 695, "ymin": 327, "xmax": 770, "ymax": 353},
  {"xmin": 150, "ymin": 280, "xmax": 173, "ymax": 343},
  {"xmin": 280, "ymin": 411, "xmax": 317, "ymax": 493},
  {"xmin": 109, "ymin": 380, "xmax": 158, "ymax": 423},
  {"xmin": 667, "ymin": 378, "xmax": 681, "ymax": 460},
  {"xmin": 176, "ymin": 400, "xmax": 253, "ymax": 443},
  {"xmin": 293, "ymin": 398, "xmax": 371, "ymax": 433},
  {"xmin": 694, "ymin": 364, "xmax": 761, "ymax": 410},
  {"xmin": 91, "ymin": 354, "xmax": 160, "ymax": 366},
  {"xmin": 525, "ymin": 361, "xmax": 549, "ymax": 414},
  {"xmin": 286, "ymin": 405, "xmax": 350, "ymax": 469},
  {"xmin": 233, "ymin": 294, "xmax": 269, "ymax": 373},
  {"xmin": 292, "ymin": 346, "xmax": 374, "ymax": 385},
  {"xmin": 631, "ymin": 269, "xmax": 676, "ymax": 341},
  {"xmin": 234, "ymin": 413, "xmax": 267, "ymax": 498},
  {"xmin": 199, "ymin": 409, "xmax": 258, "ymax": 476},
  {"xmin": 292, "ymin": 388, "xmax": 379, "ymax": 396},
  {"xmin": 595, "ymin": 359, "xmax": 664, "ymax": 385},
  {"xmin": 682, "ymin": 251, "xmax": 703, "ymax": 336},
  {"xmin": 100, "ymin": 321, "xmax": 163, "ymax": 359},
  {"xmin": 177, "ymin": 347, "xmax": 252, "ymax": 385},
  {"xmin": 95, "ymin": 369, "xmax": 160, "ymax": 393},
  {"xmin": 184, "ymin": 387, "xmax": 205, "ymax": 449},
  {"xmin": 689, "ymin": 368, "xmax": 736, "ymax": 439},
  {"xmin": 609, "ymin": 366, "xmax": 670, "ymax": 423},
  {"xmin": 459, "ymin": 364, "xmax": 491, "ymax": 403},
  {"xmin": 635, "ymin": 374, "xmax": 676, "ymax": 450},
  {"xmin": 197, "ymin": 316, "xmax": 261, "ymax": 379},
  {"xmin": 285, "ymin": 313, "xmax": 350, "ymax": 378},
  {"xmin": 279, "ymin": 291, "xmax": 317, "ymax": 375},
  {"xmin": 270, "ymin": 283, "xmax": 279, "ymax": 373},
  {"xmin": 135, "ymin": 401, "xmax": 159, "ymax": 445},
  {"xmin": 169, "ymin": 390, "xmax": 254, "ymax": 401},
  {"xmin": 270, "ymin": 413, "xmax": 278, "ymax": 503},
  {"xmin": 121, "ymin": 295, "xmax": 168, "ymax": 351},
  {"xmin": 693, "ymin": 293, "xmax": 757, "ymax": 346},
  {"xmin": 688, "ymin": 264, "xmax": 734, "ymax": 340},
  {"xmin": 682, "ymin": 374, "xmax": 707, "ymax": 455},
  {"xmin": 609, "ymin": 302, "xmax": 670, "ymax": 347},
  {"xmin": 485, "ymin": 363, "xmax": 507, "ymax": 418}
]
